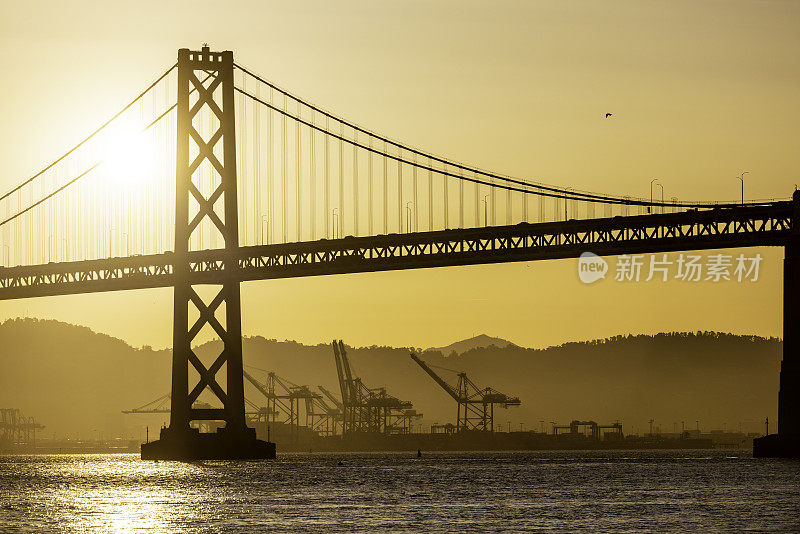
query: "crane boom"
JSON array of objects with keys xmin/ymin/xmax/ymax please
[
  {"xmin": 331, "ymin": 340, "xmax": 349, "ymax": 405},
  {"xmin": 410, "ymin": 352, "xmax": 461, "ymax": 401},
  {"xmin": 243, "ymin": 369, "xmax": 272, "ymax": 399},
  {"xmin": 338, "ymin": 341, "xmax": 358, "ymax": 404},
  {"xmin": 318, "ymin": 385, "xmax": 343, "ymax": 410},
  {"xmin": 121, "ymin": 393, "xmax": 171, "ymax": 414}
]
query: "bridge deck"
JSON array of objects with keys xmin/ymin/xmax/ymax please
[{"xmin": 0, "ymin": 203, "xmax": 791, "ymax": 300}]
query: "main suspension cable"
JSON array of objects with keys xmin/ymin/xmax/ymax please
[
  {"xmin": 0, "ymin": 63, "xmax": 177, "ymax": 203},
  {"xmin": 235, "ymin": 85, "xmax": 775, "ymax": 209},
  {"xmin": 0, "ymin": 70, "xmax": 224, "ymax": 225},
  {"xmin": 234, "ymin": 63, "xmax": 784, "ymax": 209},
  {"xmin": 0, "ymin": 163, "xmax": 101, "ymax": 227}
]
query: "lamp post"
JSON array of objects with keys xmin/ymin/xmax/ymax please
[
  {"xmin": 656, "ymin": 183, "xmax": 664, "ymax": 214},
  {"xmin": 738, "ymin": 172, "xmax": 749, "ymax": 205},
  {"xmin": 331, "ymin": 208, "xmax": 339, "ymax": 239},
  {"xmin": 406, "ymin": 202, "xmax": 413, "ymax": 233},
  {"xmin": 649, "ymin": 178, "xmax": 659, "ymax": 214},
  {"xmin": 482, "ymin": 194, "xmax": 490, "ymax": 227}
]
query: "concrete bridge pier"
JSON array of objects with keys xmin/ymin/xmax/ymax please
[{"xmin": 754, "ymin": 190, "xmax": 800, "ymax": 458}]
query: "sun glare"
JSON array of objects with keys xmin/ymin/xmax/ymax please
[{"xmin": 100, "ymin": 120, "xmax": 157, "ymax": 189}]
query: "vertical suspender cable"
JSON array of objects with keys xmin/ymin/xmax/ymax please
[
  {"xmin": 490, "ymin": 176, "xmax": 496, "ymax": 226},
  {"xmin": 506, "ymin": 185, "xmax": 512, "ymax": 225},
  {"xmin": 241, "ymin": 75, "xmax": 247, "ymax": 246},
  {"xmin": 397, "ymin": 148, "xmax": 402, "ymax": 233},
  {"xmin": 338, "ymin": 120, "xmax": 344, "ymax": 239},
  {"xmin": 459, "ymin": 168, "xmax": 464, "ymax": 228},
  {"xmin": 412, "ymin": 153, "xmax": 418, "ymax": 233},
  {"xmin": 539, "ymin": 194, "xmax": 544, "ymax": 223},
  {"xmin": 254, "ymin": 82, "xmax": 261, "ymax": 245},
  {"xmin": 523, "ymin": 188, "xmax": 528, "ymax": 222},
  {"xmin": 282, "ymin": 93, "xmax": 287, "ymax": 243},
  {"xmin": 325, "ymin": 116, "xmax": 331, "ymax": 238},
  {"xmin": 428, "ymin": 158, "xmax": 433, "ymax": 231},
  {"xmin": 474, "ymin": 181, "xmax": 480, "ymax": 229},
  {"xmin": 383, "ymin": 141, "xmax": 388, "ymax": 234},
  {"xmin": 443, "ymin": 162, "xmax": 448, "ymax": 229},
  {"xmin": 368, "ymin": 136, "xmax": 373, "ymax": 236},
  {"xmin": 268, "ymin": 87, "xmax": 274, "ymax": 245},
  {"xmin": 296, "ymin": 101, "xmax": 302, "ymax": 242},
  {"xmin": 310, "ymin": 111, "xmax": 316, "ymax": 240},
  {"xmin": 353, "ymin": 129, "xmax": 359, "ymax": 236}
]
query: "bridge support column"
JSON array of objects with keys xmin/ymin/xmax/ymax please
[
  {"xmin": 754, "ymin": 190, "xmax": 800, "ymax": 458},
  {"xmin": 141, "ymin": 46, "xmax": 274, "ymax": 460}
]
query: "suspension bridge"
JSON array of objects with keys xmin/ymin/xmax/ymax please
[{"xmin": 0, "ymin": 47, "xmax": 796, "ymax": 459}]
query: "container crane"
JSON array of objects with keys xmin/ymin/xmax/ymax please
[
  {"xmin": 121, "ymin": 394, "xmax": 172, "ymax": 414},
  {"xmin": 331, "ymin": 340, "xmax": 420, "ymax": 435},
  {"xmin": 122, "ymin": 393, "xmax": 268, "ymax": 434},
  {"xmin": 0, "ymin": 408, "xmax": 43, "ymax": 447},
  {"xmin": 243, "ymin": 369, "xmax": 327, "ymax": 441},
  {"xmin": 304, "ymin": 394, "xmax": 341, "ymax": 437},
  {"xmin": 318, "ymin": 385, "xmax": 343, "ymax": 411},
  {"xmin": 410, "ymin": 352, "xmax": 521, "ymax": 432}
]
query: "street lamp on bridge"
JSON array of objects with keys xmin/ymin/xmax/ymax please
[
  {"xmin": 656, "ymin": 183, "xmax": 664, "ymax": 214},
  {"xmin": 649, "ymin": 178, "xmax": 659, "ymax": 213},
  {"xmin": 738, "ymin": 172, "xmax": 749, "ymax": 205}
]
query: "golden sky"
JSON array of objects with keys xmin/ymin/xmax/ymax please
[{"xmin": 0, "ymin": 1, "xmax": 798, "ymax": 349}]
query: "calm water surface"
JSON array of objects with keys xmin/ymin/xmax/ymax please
[{"xmin": 1, "ymin": 449, "xmax": 798, "ymax": 532}]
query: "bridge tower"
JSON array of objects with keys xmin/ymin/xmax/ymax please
[
  {"xmin": 755, "ymin": 190, "xmax": 800, "ymax": 457},
  {"xmin": 142, "ymin": 46, "xmax": 275, "ymax": 460}
]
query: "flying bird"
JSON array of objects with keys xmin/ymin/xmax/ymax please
[{"xmin": 605, "ymin": 113, "xmax": 613, "ymax": 118}]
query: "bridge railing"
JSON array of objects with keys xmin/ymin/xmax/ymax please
[{"xmin": 0, "ymin": 201, "xmax": 790, "ymax": 300}]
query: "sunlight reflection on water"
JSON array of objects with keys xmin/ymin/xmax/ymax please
[{"xmin": 1, "ymin": 450, "xmax": 799, "ymax": 533}]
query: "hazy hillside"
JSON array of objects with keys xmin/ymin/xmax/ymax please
[
  {"xmin": 428, "ymin": 334, "xmax": 517, "ymax": 356},
  {"xmin": 0, "ymin": 318, "xmax": 171, "ymax": 440},
  {"xmin": 222, "ymin": 332, "xmax": 780, "ymax": 435},
  {"xmin": 0, "ymin": 318, "xmax": 781, "ymax": 439}
]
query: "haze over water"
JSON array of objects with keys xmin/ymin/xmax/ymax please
[{"xmin": 1, "ymin": 450, "xmax": 798, "ymax": 532}]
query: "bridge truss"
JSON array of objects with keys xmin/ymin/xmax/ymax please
[{"xmin": 0, "ymin": 46, "xmax": 797, "ymax": 458}]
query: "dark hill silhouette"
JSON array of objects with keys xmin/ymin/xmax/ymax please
[
  {"xmin": 0, "ymin": 318, "xmax": 170, "ymax": 440},
  {"xmin": 0, "ymin": 318, "xmax": 781, "ymax": 439},
  {"xmin": 428, "ymin": 334, "xmax": 518, "ymax": 356}
]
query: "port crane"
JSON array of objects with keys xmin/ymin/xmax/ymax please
[
  {"xmin": 318, "ymin": 385, "xmax": 344, "ymax": 412},
  {"xmin": 332, "ymin": 340, "xmax": 421, "ymax": 435},
  {"xmin": 121, "ymin": 394, "xmax": 172, "ymax": 414},
  {"xmin": 0, "ymin": 408, "xmax": 43, "ymax": 447},
  {"xmin": 410, "ymin": 352, "xmax": 521, "ymax": 432},
  {"xmin": 122, "ymin": 393, "xmax": 270, "ymax": 433},
  {"xmin": 242, "ymin": 369, "xmax": 341, "ymax": 439},
  {"xmin": 305, "ymin": 394, "xmax": 341, "ymax": 437},
  {"xmin": 316, "ymin": 385, "xmax": 347, "ymax": 436}
]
